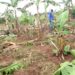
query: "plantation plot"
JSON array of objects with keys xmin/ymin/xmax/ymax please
[{"xmin": 0, "ymin": 0, "xmax": 75, "ymax": 75}]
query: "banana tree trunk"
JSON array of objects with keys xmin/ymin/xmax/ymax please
[
  {"xmin": 37, "ymin": 6, "xmax": 40, "ymax": 28},
  {"xmin": 5, "ymin": 17, "xmax": 8, "ymax": 29},
  {"xmin": 45, "ymin": 7, "xmax": 49, "ymax": 27},
  {"xmin": 5, "ymin": 7, "xmax": 10, "ymax": 31},
  {"xmin": 36, "ymin": 5, "xmax": 43, "ymax": 40},
  {"xmin": 14, "ymin": 9, "xmax": 20, "ymax": 34}
]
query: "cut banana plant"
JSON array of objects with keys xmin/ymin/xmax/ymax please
[{"xmin": 49, "ymin": 39, "xmax": 59, "ymax": 56}]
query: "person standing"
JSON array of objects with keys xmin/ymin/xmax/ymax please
[{"xmin": 48, "ymin": 9, "xmax": 54, "ymax": 32}]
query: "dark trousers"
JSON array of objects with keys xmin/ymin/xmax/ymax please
[{"xmin": 49, "ymin": 20, "xmax": 54, "ymax": 31}]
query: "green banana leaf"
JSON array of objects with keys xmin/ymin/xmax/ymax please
[
  {"xmin": 57, "ymin": 10, "xmax": 69, "ymax": 31},
  {"xmin": 54, "ymin": 61, "xmax": 75, "ymax": 75}
]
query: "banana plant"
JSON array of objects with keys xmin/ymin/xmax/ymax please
[
  {"xmin": 1, "ymin": 7, "xmax": 9, "ymax": 29},
  {"xmin": 30, "ymin": 0, "xmax": 40, "ymax": 27},
  {"xmin": 0, "ymin": 0, "xmax": 23, "ymax": 33},
  {"xmin": 57, "ymin": 10, "xmax": 69, "ymax": 32},
  {"xmin": 60, "ymin": 0, "xmax": 73, "ymax": 10},
  {"xmin": 54, "ymin": 61, "xmax": 75, "ymax": 75},
  {"xmin": 27, "ymin": 0, "xmax": 42, "ymax": 39},
  {"xmin": 58, "ymin": 0, "xmax": 73, "ymax": 21},
  {"xmin": 0, "ymin": 7, "xmax": 15, "ymax": 33}
]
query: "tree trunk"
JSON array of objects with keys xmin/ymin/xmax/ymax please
[
  {"xmin": 36, "ymin": 5, "xmax": 42, "ymax": 40},
  {"xmin": 5, "ymin": 17, "xmax": 8, "ymax": 29},
  {"xmin": 44, "ymin": 6, "xmax": 49, "ymax": 31},
  {"xmin": 14, "ymin": 9, "xmax": 20, "ymax": 34}
]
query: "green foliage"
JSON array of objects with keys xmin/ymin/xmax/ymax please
[
  {"xmin": 7, "ymin": 11, "xmax": 15, "ymax": 22},
  {"xmin": 64, "ymin": 45, "xmax": 70, "ymax": 55},
  {"xmin": 3, "ymin": 0, "xmax": 22, "ymax": 7},
  {"xmin": 4, "ymin": 34, "xmax": 17, "ymax": 41},
  {"xmin": 44, "ymin": 0, "xmax": 59, "ymax": 10},
  {"xmin": 40, "ymin": 15, "xmax": 46, "ymax": 22},
  {"xmin": 62, "ymin": 0, "xmax": 72, "ymax": 7},
  {"xmin": 68, "ymin": 22, "xmax": 75, "ymax": 26},
  {"xmin": 28, "ymin": 15, "xmax": 35, "ymax": 25},
  {"xmin": 63, "ymin": 30, "xmax": 70, "ymax": 35},
  {"xmin": 63, "ymin": 44, "xmax": 75, "ymax": 57},
  {"xmin": 30, "ymin": 0, "xmax": 40, "ymax": 6},
  {"xmin": 19, "ymin": 13, "xmax": 34, "ymax": 25},
  {"xmin": 72, "ymin": 60, "xmax": 75, "ymax": 65},
  {"xmin": 70, "ymin": 49, "xmax": 75, "ymax": 57},
  {"xmin": 63, "ymin": 46, "xmax": 75, "ymax": 57},
  {"xmin": 35, "ymin": 0, "xmax": 40, "ymax": 6},
  {"xmin": 0, "ymin": 61, "xmax": 23, "ymax": 75},
  {"xmin": 11, "ymin": 0, "xmax": 21, "ymax": 7},
  {"xmin": 54, "ymin": 61, "xmax": 75, "ymax": 75},
  {"xmin": 26, "ymin": 42, "xmax": 33, "ymax": 47},
  {"xmin": 71, "ymin": 8, "xmax": 75, "ymax": 18},
  {"xmin": 57, "ymin": 10, "xmax": 69, "ymax": 31},
  {"xmin": 19, "ymin": 13, "xmax": 29, "ymax": 24},
  {"xmin": 0, "ymin": 18, "xmax": 5, "ymax": 24},
  {"xmin": 0, "ymin": 0, "xmax": 22, "ymax": 8}
]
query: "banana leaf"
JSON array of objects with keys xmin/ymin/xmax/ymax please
[
  {"xmin": 57, "ymin": 10, "xmax": 69, "ymax": 31},
  {"xmin": 54, "ymin": 61, "xmax": 75, "ymax": 75}
]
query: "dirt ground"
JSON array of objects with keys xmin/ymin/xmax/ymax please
[{"xmin": 0, "ymin": 33, "xmax": 75, "ymax": 75}]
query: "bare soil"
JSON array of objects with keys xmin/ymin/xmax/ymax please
[{"xmin": 0, "ymin": 33, "xmax": 75, "ymax": 75}]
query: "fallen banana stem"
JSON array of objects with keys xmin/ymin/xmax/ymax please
[{"xmin": 50, "ymin": 40, "xmax": 59, "ymax": 51}]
